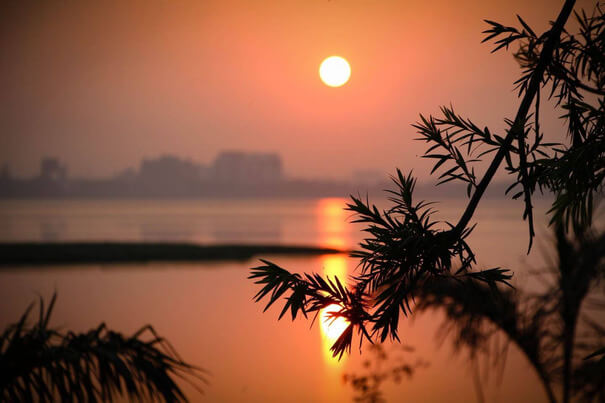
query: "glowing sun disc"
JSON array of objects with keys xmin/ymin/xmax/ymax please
[{"xmin": 319, "ymin": 56, "xmax": 351, "ymax": 87}]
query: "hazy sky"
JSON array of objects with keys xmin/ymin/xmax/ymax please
[{"xmin": 0, "ymin": 0, "xmax": 593, "ymax": 179}]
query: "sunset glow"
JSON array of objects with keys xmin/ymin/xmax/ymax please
[
  {"xmin": 319, "ymin": 56, "xmax": 351, "ymax": 87},
  {"xmin": 1, "ymin": 1, "xmax": 590, "ymax": 401}
]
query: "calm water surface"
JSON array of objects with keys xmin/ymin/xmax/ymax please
[{"xmin": 0, "ymin": 198, "xmax": 570, "ymax": 402}]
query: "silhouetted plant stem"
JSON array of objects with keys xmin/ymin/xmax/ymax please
[
  {"xmin": 557, "ymin": 221, "xmax": 581, "ymax": 403},
  {"xmin": 525, "ymin": 347, "xmax": 557, "ymax": 403},
  {"xmin": 562, "ymin": 307, "xmax": 579, "ymax": 403},
  {"xmin": 453, "ymin": 0, "xmax": 577, "ymax": 246},
  {"xmin": 540, "ymin": 373, "xmax": 558, "ymax": 403}
]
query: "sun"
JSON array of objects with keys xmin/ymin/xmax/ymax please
[{"xmin": 319, "ymin": 56, "xmax": 351, "ymax": 87}]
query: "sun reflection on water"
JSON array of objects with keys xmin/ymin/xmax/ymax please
[
  {"xmin": 319, "ymin": 255, "xmax": 350, "ymax": 366},
  {"xmin": 317, "ymin": 197, "xmax": 351, "ymax": 367},
  {"xmin": 317, "ymin": 198, "xmax": 349, "ymax": 250},
  {"xmin": 320, "ymin": 303, "xmax": 349, "ymax": 341}
]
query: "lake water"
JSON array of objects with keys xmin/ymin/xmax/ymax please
[{"xmin": 0, "ymin": 197, "xmax": 578, "ymax": 402}]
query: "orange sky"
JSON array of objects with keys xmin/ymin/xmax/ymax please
[{"xmin": 0, "ymin": 0, "xmax": 594, "ymax": 179}]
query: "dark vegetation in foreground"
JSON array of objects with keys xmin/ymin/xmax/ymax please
[
  {"xmin": 0, "ymin": 293, "xmax": 206, "ymax": 402},
  {"xmin": 0, "ymin": 242, "xmax": 345, "ymax": 266}
]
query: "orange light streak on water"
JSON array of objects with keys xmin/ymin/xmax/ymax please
[
  {"xmin": 319, "ymin": 255, "xmax": 350, "ymax": 365},
  {"xmin": 316, "ymin": 198, "xmax": 351, "ymax": 366}
]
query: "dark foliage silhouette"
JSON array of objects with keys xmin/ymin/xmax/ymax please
[
  {"xmin": 249, "ymin": 0, "xmax": 604, "ymax": 370},
  {"xmin": 0, "ymin": 293, "xmax": 207, "ymax": 402}
]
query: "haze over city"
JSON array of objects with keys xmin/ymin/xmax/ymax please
[{"xmin": 0, "ymin": 0, "xmax": 578, "ymax": 180}]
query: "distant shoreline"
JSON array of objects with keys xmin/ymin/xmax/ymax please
[{"xmin": 0, "ymin": 242, "xmax": 348, "ymax": 266}]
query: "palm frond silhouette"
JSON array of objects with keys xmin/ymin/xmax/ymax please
[{"xmin": 0, "ymin": 293, "xmax": 207, "ymax": 402}]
